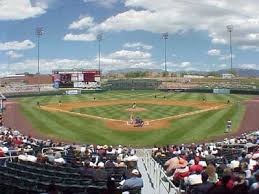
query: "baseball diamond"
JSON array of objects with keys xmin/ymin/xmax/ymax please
[{"xmin": 3, "ymin": 90, "xmax": 258, "ymax": 146}]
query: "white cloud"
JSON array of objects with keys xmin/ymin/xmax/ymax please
[
  {"xmin": 208, "ymin": 49, "xmax": 221, "ymax": 56},
  {"xmin": 0, "ymin": 40, "xmax": 35, "ymax": 51},
  {"xmin": 238, "ymin": 45, "xmax": 259, "ymax": 52},
  {"xmin": 168, "ymin": 61, "xmax": 194, "ymax": 71},
  {"xmin": 0, "ymin": 0, "xmax": 46, "ymax": 20},
  {"xmin": 123, "ymin": 42, "xmax": 153, "ymax": 50},
  {"xmin": 83, "ymin": 0, "xmax": 118, "ymax": 8},
  {"xmin": 5, "ymin": 51, "xmax": 23, "ymax": 59},
  {"xmin": 68, "ymin": 16, "xmax": 94, "ymax": 30},
  {"xmin": 219, "ymin": 64, "xmax": 228, "ymax": 68},
  {"xmin": 219, "ymin": 54, "xmax": 236, "ymax": 60},
  {"xmin": 207, "ymin": 48, "xmax": 236, "ymax": 61},
  {"xmin": 63, "ymin": 33, "xmax": 96, "ymax": 41},
  {"xmin": 180, "ymin": 62, "xmax": 192, "ymax": 68},
  {"xmin": 67, "ymin": 0, "xmax": 259, "ymax": 52},
  {"xmin": 4, "ymin": 58, "xmax": 93, "ymax": 74},
  {"xmin": 210, "ymin": 34, "xmax": 227, "ymax": 45},
  {"xmin": 1, "ymin": 48, "xmax": 155, "ymax": 74},
  {"xmin": 239, "ymin": 64, "xmax": 258, "ymax": 69},
  {"xmin": 109, "ymin": 50, "xmax": 151, "ymax": 59}
]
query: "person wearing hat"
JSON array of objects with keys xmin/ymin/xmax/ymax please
[
  {"xmin": 119, "ymin": 169, "xmax": 143, "ymax": 191},
  {"xmin": 172, "ymin": 158, "xmax": 189, "ymax": 187},
  {"xmin": 249, "ymin": 170, "xmax": 259, "ymax": 193}
]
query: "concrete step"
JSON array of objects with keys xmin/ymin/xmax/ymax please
[{"xmin": 137, "ymin": 157, "xmax": 156, "ymax": 194}]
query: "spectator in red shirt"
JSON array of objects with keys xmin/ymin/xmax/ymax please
[{"xmin": 189, "ymin": 157, "xmax": 203, "ymax": 173}]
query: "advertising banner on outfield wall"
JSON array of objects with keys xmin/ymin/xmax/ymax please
[
  {"xmin": 213, "ymin": 89, "xmax": 230, "ymax": 94},
  {"xmin": 65, "ymin": 90, "xmax": 81, "ymax": 95}
]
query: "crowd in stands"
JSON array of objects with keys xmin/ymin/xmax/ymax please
[
  {"xmin": 0, "ymin": 127, "xmax": 143, "ymax": 194},
  {"xmin": 0, "ymin": 83, "xmax": 54, "ymax": 95},
  {"xmin": 152, "ymin": 131, "xmax": 259, "ymax": 194},
  {"xmin": 1, "ymin": 125, "xmax": 259, "ymax": 194}
]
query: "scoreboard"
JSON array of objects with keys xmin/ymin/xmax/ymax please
[{"xmin": 52, "ymin": 69, "xmax": 101, "ymax": 89}]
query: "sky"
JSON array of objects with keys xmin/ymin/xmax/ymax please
[{"xmin": 1, "ymin": 0, "xmax": 259, "ymax": 75}]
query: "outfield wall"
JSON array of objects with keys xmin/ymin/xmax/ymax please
[
  {"xmin": 159, "ymin": 88, "xmax": 259, "ymax": 95},
  {"xmin": 3, "ymin": 87, "xmax": 259, "ymax": 99}
]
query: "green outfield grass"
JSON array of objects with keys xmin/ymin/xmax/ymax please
[
  {"xmin": 16, "ymin": 91, "xmax": 253, "ymax": 146},
  {"xmin": 72, "ymin": 104, "xmax": 198, "ymax": 120}
]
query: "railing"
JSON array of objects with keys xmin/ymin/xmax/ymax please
[
  {"xmin": 41, "ymin": 147, "xmax": 67, "ymax": 155},
  {"xmin": 142, "ymin": 149, "xmax": 180, "ymax": 194}
]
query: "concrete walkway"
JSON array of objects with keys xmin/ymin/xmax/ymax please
[
  {"xmin": 137, "ymin": 156, "xmax": 156, "ymax": 194},
  {"xmin": 136, "ymin": 149, "xmax": 179, "ymax": 194}
]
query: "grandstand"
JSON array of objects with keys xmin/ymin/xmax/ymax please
[
  {"xmin": 106, "ymin": 79, "xmax": 162, "ymax": 90},
  {"xmin": 0, "ymin": 125, "xmax": 258, "ymax": 193}
]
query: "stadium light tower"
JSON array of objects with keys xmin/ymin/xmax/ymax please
[
  {"xmin": 226, "ymin": 25, "xmax": 233, "ymax": 74},
  {"xmin": 36, "ymin": 27, "xmax": 44, "ymax": 92},
  {"xmin": 97, "ymin": 33, "xmax": 102, "ymax": 73},
  {"xmin": 162, "ymin": 32, "xmax": 169, "ymax": 73},
  {"xmin": 36, "ymin": 27, "xmax": 44, "ymax": 75}
]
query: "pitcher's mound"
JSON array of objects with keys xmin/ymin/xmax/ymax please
[{"xmin": 126, "ymin": 108, "xmax": 147, "ymax": 112}]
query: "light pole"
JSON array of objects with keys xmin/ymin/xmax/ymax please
[
  {"xmin": 36, "ymin": 27, "xmax": 44, "ymax": 92},
  {"xmin": 97, "ymin": 33, "xmax": 102, "ymax": 73},
  {"xmin": 162, "ymin": 32, "xmax": 169, "ymax": 73},
  {"xmin": 226, "ymin": 25, "xmax": 233, "ymax": 74}
]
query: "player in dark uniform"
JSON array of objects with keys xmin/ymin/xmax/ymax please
[
  {"xmin": 225, "ymin": 119, "xmax": 232, "ymax": 133},
  {"xmin": 37, "ymin": 101, "xmax": 40, "ymax": 108},
  {"xmin": 59, "ymin": 100, "xmax": 62, "ymax": 106},
  {"xmin": 202, "ymin": 96, "xmax": 206, "ymax": 102}
]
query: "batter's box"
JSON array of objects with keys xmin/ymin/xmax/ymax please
[
  {"xmin": 144, "ymin": 121, "xmax": 150, "ymax": 125},
  {"xmin": 126, "ymin": 121, "xmax": 150, "ymax": 126},
  {"xmin": 126, "ymin": 121, "xmax": 133, "ymax": 125}
]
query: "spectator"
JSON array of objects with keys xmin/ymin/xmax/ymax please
[
  {"xmin": 249, "ymin": 170, "xmax": 259, "ymax": 193},
  {"xmin": 232, "ymin": 175, "xmax": 249, "ymax": 194},
  {"xmin": 206, "ymin": 163, "xmax": 218, "ymax": 183},
  {"xmin": 189, "ymin": 157, "xmax": 203, "ymax": 173},
  {"xmin": 120, "ymin": 169, "xmax": 143, "ymax": 191},
  {"xmin": 194, "ymin": 172, "xmax": 213, "ymax": 194},
  {"xmin": 209, "ymin": 175, "xmax": 234, "ymax": 194}
]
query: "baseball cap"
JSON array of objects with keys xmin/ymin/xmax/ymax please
[{"xmin": 132, "ymin": 169, "xmax": 140, "ymax": 175}]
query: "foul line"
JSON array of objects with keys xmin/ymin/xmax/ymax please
[{"xmin": 40, "ymin": 104, "xmax": 227, "ymax": 124}]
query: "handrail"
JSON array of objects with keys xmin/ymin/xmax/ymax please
[
  {"xmin": 41, "ymin": 147, "xmax": 67, "ymax": 155},
  {"xmin": 142, "ymin": 149, "xmax": 181, "ymax": 194},
  {"xmin": 0, "ymin": 156, "xmax": 18, "ymax": 159}
]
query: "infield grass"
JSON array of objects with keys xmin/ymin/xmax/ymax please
[
  {"xmin": 16, "ymin": 90, "xmax": 252, "ymax": 146},
  {"xmin": 72, "ymin": 104, "xmax": 198, "ymax": 120}
]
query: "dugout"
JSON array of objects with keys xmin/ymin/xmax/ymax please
[{"xmin": 107, "ymin": 79, "xmax": 162, "ymax": 90}]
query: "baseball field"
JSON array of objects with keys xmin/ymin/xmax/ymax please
[{"xmin": 4, "ymin": 90, "xmax": 258, "ymax": 146}]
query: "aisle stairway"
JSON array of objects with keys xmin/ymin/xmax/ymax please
[
  {"xmin": 136, "ymin": 149, "xmax": 179, "ymax": 194},
  {"xmin": 137, "ymin": 156, "xmax": 155, "ymax": 194}
]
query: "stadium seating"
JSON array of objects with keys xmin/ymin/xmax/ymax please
[
  {"xmin": 0, "ymin": 125, "xmax": 258, "ymax": 194},
  {"xmin": 0, "ymin": 127, "xmax": 143, "ymax": 194},
  {"xmin": 152, "ymin": 131, "xmax": 259, "ymax": 194}
]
